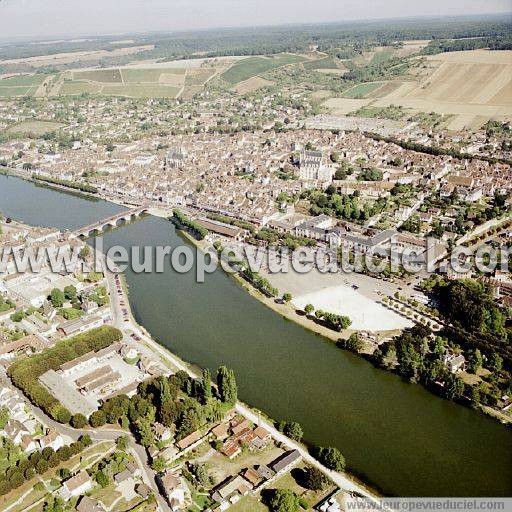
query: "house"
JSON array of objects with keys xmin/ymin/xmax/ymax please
[
  {"xmin": 211, "ymin": 423, "xmax": 229, "ymax": 440},
  {"xmin": 158, "ymin": 471, "xmax": 188, "ymax": 510},
  {"xmin": 231, "ymin": 418, "xmax": 251, "ymax": 436},
  {"xmin": 135, "ymin": 483, "xmax": 152, "ymax": 499},
  {"xmin": 176, "ymin": 430, "xmax": 201, "ymax": 451},
  {"xmin": 60, "ymin": 471, "xmax": 93, "ymax": 500},
  {"xmin": 444, "ymin": 353, "xmax": 466, "ymax": 374},
  {"xmin": 76, "ymin": 496, "xmax": 106, "ymax": 512},
  {"xmin": 39, "ymin": 430, "xmax": 65, "ymax": 451},
  {"xmin": 268, "ymin": 449, "xmax": 301, "ymax": 475},
  {"xmin": 241, "ymin": 467, "xmax": 264, "ymax": 488},
  {"xmin": 153, "ymin": 423, "xmax": 172, "ymax": 443},
  {"xmin": 3, "ymin": 419, "xmax": 30, "ymax": 444},
  {"xmin": 20, "ymin": 434, "xmax": 38, "ymax": 454},
  {"xmin": 211, "ymin": 475, "xmax": 251, "ymax": 504}
]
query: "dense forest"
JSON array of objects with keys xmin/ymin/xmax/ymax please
[{"xmin": 1, "ymin": 14, "xmax": 511, "ymax": 63}]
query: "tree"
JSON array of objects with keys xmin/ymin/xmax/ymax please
[
  {"xmin": 304, "ymin": 304, "xmax": 314, "ymax": 316},
  {"xmin": 217, "ymin": 366, "xmax": 237, "ymax": 404},
  {"xmin": 202, "ymin": 368, "xmax": 212, "ymax": 402},
  {"xmin": 267, "ymin": 489, "xmax": 300, "ymax": 512},
  {"xmin": 95, "ymin": 470, "xmax": 109, "ymax": 488},
  {"xmin": 489, "ymin": 353, "xmax": 503, "ymax": 373},
  {"xmin": 279, "ymin": 421, "xmax": 303, "ymax": 442},
  {"xmin": 315, "ymin": 446, "xmax": 345, "ymax": 471},
  {"xmin": 151, "ymin": 456, "xmax": 166, "ymax": 472},
  {"xmin": 468, "ymin": 349, "xmax": 483, "ymax": 373},
  {"xmin": 302, "ymin": 467, "xmax": 327, "ymax": 491},
  {"xmin": 70, "ymin": 413, "xmax": 87, "ymax": 429},
  {"xmin": 282, "ymin": 293, "xmax": 292, "ymax": 304},
  {"xmin": 116, "ymin": 436, "xmax": 129, "ymax": 451},
  {"xmin": 63, "ymin": 285, "xmax": 77, "ymax": 302},
  {"xmin": 79, "ymin": 246, "xmax": 91, "ymax": 260},
  {"xmin": 50, "ymin": 288, "xmax": 65, "ymax": 308},
  {"xmin": 89, "ymin": 410, "xmax": 107, "ymax": 428},
  {"xmin": 444, "ymin": 374, "xmax": 465, "ymax": 400},
  {"xmin": 0, "ymin": 407, "xmax": 9, "ymax": 430}
]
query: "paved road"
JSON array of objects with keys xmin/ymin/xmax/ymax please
[{"xmin": 101, "ymin": 256, "xmax": 381, "ymax": 504}]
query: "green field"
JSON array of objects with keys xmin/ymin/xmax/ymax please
[
  {"xmin": 303, "ymin": 57, "xmax": 339, "ymax": 70},
  {"xmin": 221, "ymin": 54, "xmax": 305, "ymax": 84},
  {"xmin": 59, "ymin": 81, "xmax": 102, "ymax": 95},
  {"xmin": 342, "ymin": 81, "xmax": 385, "ymax": 98},
  {"xmin": 101, "ymin": 83, "xmax": 179, "ymax": 98},
  {"xmin": 370, "ymin": 50, "xmax": 394, "ymax": 66},
  {"xmin": 0, "ymin": 74, "xmax": 47, "ymax": 86},
  {"xmin": 73, "ymin": 68, "xmax": 123, "ymax": 83},
  {"xmin": 5, "ymin": 120, "xmax": 64, "ymax": 136},
  {"xmin": 0, "ymin": 86, "xmax": 32, "ymax": 97}
]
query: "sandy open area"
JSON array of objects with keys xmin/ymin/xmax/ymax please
[{"xmin": 262, "ymin": 267, "xmax": 413, "ymax": 332}]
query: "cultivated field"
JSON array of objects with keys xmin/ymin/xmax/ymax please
[
  {"xmin": 372, "ymin": 50, "xmax": 512, "ymax": 130},
  {"xmin": 51, "ymin": 65, "xmax": 219, "ymax": 98},
  {"xmin": 221, "ymin": 53, "xmax": 306, "ymax": 84},
  {"xmin": 323, "ymin": 50, "xmax": 512, "ymax": 131},
  {"xmin": 0, "ymin": 45, "xmax": 154, "ymax": 68},
  {"xmin": 0, "ymin": 73, "xmax": 48, "ymax": 97},
  {"xmin": 232, "ymin": 76, "xmax": 274, "ymax": 94}
]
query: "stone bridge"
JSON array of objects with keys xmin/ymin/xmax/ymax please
[{"xmin": 73, "ymin": 206, "xmax": 149, "ymax": 238}]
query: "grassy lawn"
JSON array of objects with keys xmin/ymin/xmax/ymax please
[
  {"xmin": 188, "ymin": 491, "xmax": 214, "ymax": 511},
  {"xmin": 6, "ymin": 120, "xmax": 64, "ymax": 136},
  {"xmin": 228, "ymin": 495, "xmax": 269, "ymax": 512},
  {"xmin": 73, "ymin": 69, "xmax": 123, "ymax": 83},
  {"xmin": 91, "ymin": 485, "xmax": 122, "ymax": 508},
  {"xmin": 221, "ymin": 54, "xmax": 305, "ymax": 84},
  {"xmin": 342, "ymin": 82, "xmax": 385, "ymax": 99}
]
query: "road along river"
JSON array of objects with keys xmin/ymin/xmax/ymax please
[{"xmin": 1, "ymin": 174, "xmax": 511, "ymax": 497}]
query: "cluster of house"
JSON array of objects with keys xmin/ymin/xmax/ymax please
[
  {"xmin": 209, "ymin": 449, "xmax": 302, "ymax": 511},
  {"xmin": 60, "ymin": 460, "xmax": 149, "ymax": 511},
  {"xmin": 0, "ymin": 385, "xmax": 65, "ymax": 454}
]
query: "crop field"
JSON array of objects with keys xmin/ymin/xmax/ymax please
[
  {"xmin": 0, "ymin": 73, "xmax": 49, "ymax": 97},
  {"xmin": 369, "ymin": 50, "xmax": 394, "ymax": 66},
  {"xmin": 185, "ymin": 68, "xmax": 216, "ymax": 86},
  {"xmin": 371, "ymin": 50, "xmax": 512, "ymax": 130},
  {"xmin": 48, "ymin": 65, "xmax": 220, "ymax": 98},
  {"xmin": 221, "ymin": 53, "xmax": 306, "ymax": 84},
  {"xmin": 59, "ymin": 80, "xmax": 103, "ymax": 95},
  {"xmin": 73, "ymin": 68, "xmax": 123, "ymax": 83},
  {"xmin": 302, "ymin": 57, "xmax": 340, "ymax": 70},
  {"xmin": 232, "ymin": 76, "xmax": 274, "ymax": 94},
  {"xmin": 0, "ymin": 86, "xmax": 33, "ymax": 97},
  {"xmin": 101, "ymin": 84, "xmax": 180, "ymax": 98},
  {"xmin": 342, "ymin": 82, "xmax": 386, "ymax": 98}
]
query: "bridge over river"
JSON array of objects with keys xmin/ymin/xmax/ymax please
[{"xmin": 73, "ymin": 206, "xmax": 149, "ymax": 238}]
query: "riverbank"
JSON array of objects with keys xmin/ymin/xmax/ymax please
[{"xmin": 3, "ymin": 174, "xmax": 511, "ymax": 497}]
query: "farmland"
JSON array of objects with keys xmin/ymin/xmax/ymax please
[
  {"xmin": 372, "ymin": 50, "xmax": 512, "ymax": 130},
  {"xmin": 52, "ymin": 66, "xmax": 210, "ymax": 98},
  {"xmin": 322, "ymin": 50, "xmax": 512, "ymax": 131},
  {"xmin": 0, "ymin": 73, "xmax": 49, "ymax": 97},
  {"xmin": 221, "ymin": 53, "xmax": 306, "ymax": 84}
]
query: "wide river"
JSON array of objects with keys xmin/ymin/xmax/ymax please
[{"xmin": 1, "ymin": 174, "xmax": 511, "ymax": 496}]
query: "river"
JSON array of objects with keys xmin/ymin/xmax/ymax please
[{"xmin": 1, "ymin": 174, "xmax": 511, "ymax": 497}]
